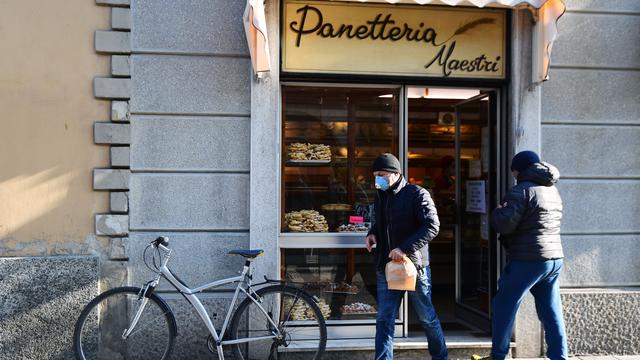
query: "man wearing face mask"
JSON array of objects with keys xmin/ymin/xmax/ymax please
[{"xmin": 365, "ymin": 153, "xmax": 448, "ymax": 360}]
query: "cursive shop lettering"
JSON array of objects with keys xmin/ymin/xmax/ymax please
[
  {"xmin": 289, "ymin": 5, "xmax": 438, "ymax": 47},
  {"xmin": 288, "ymin": 4, "xmax": 502, "ymax": 77},
  {"xmin": 425, "ymin": 41, "xmax": 501, "ymax": 76}
]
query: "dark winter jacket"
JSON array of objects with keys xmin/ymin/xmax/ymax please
[
  {"xmin": 368, "ymin": 176, "xmax": 440, "ymax": 270},
  {"xmin": 492, "ymin": 162, "xmax": 564, "ymax": 261}
]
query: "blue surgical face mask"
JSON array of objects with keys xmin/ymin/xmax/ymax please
[{"xmin": 375, "ymin": 175, "xmax": 391, "ymax": 191}]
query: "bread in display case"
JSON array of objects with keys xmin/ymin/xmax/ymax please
[{"xmin": 284, "ymin": 210, "xmax": 329, "ymax": 233}]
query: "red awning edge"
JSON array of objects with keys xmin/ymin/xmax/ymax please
[{"xmin": 244, "ymin": 0, "xmax": 271, "ymax": 74}]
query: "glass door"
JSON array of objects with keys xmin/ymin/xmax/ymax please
[
  {"xmin": 454, "ymin": 92, "xmax": 497, "ymax": 332},
  {"xmin": 406, "ymin": 86, "xmax": 496, "ymax": 335}
]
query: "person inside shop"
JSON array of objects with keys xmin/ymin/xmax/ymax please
[
  {"xmin": 432, "ymin": 155, "xmax": 456, "ymax": 217},
  {"xmin": 434, "ymin": 155, "xmax": 455, "ymax": 190},
  {"xmin": 472, "ymin": 151, "xmax": 568, "ymax": 360},
  {"xmin": 365, "ymin": 153, "xmax": 448, "ymax": 360}
]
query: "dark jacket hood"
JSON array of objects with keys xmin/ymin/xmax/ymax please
[{"xmin": 517, "ymin": 162, "xmax": 560, "ymax": 187}]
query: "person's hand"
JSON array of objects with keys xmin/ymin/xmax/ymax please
[
  {"xmin": 497, "ymin": 202, "xmax": 507, "ymax": 209},
  {"xmin": 389, "ymin": 248, "xmax": 407, "ymax": 262},
  {"xmin": 365, "ymin": 234, "xmax": 377, "ymax": 253}
]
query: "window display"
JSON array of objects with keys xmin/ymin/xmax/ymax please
[
  {"xmin": 280, "ymin": 85, "xmax": 497, "ymax": 334},
  {"xmin": 282, "ymin": 248, "xmax": 400, "ymax": 323},
  {"xmin": 281, "ymin": 85, "xmax": 400, "ymax": 233}
]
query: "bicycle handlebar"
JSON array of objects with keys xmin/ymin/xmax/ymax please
[{"xmin": 152, "ymin": 236, "xmax": 169, "ymax": 248}]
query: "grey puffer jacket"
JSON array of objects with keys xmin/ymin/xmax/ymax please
[{"xmin": 491, "ymin": 162, "xmax": 564, "ymax": 261}]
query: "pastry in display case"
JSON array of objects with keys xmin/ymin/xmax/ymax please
[
  {"xmin": 282, "ymin": 248, "xmax": 385, "ymax": 322},
  {"xmin": 320, "ymin": 203, "xmax": 352, "ymax": 211},
  {"xmin": 323, "ymin": 282, "xmax": 360, "ymax": 294},
  {"xmin": 284, "ymin": 297, "xmax": 332, "ymax": 320},
  {"xmin": 284, "ymin": 210, "xmax": 329, "ymax": 232},
  {"xmin": 288, "ymin": 143, "xmax": 332, "ymax": 162},
  {"xmin": 336, "ymin": 223, "xmax": 370, "ymax": 232},
  {"xmin": 340, "ymin": 302, "xmax": 377, "ymax": 315}
]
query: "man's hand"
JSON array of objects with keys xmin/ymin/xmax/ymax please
[
  {"xmin": 388, "ymin": 248, "xmax": 407, "ymax": 262},
  {"xmin": 497, "ymin": 201, "xmax": 507, "ymax": 209},
  {"xmin": 365, "ymin": 234, "xmax": 377, "ymax": 253}
]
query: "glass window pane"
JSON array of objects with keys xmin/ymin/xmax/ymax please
[
  {"xmin": 282, "ymin": 248, "xmax": 400, "ymax": 321},
  {"xmin": 282, "ymin": 86, "xmax": 400, "ymax": 233}
]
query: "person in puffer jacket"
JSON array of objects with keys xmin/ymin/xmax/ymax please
[{"xmin": 472, "ymin": 150, "xmax": 568, "ymax": 360}]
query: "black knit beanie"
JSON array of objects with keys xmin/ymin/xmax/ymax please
[
  {"xmin": 511, "ymin": 150, "xmax": 540, "ymax": 172},
  {"xmin": 372, "ymin": 153, "xmax": 401, "ymax": 173}
]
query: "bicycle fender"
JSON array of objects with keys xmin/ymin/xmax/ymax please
[{"xmin": 147, "ymin": 290, "xmax": 179, "ymax": 337}]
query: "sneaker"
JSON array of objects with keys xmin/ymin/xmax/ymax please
[{"xmin": 470, "ymin": 355, "xmax": 491, "ymax": 360}]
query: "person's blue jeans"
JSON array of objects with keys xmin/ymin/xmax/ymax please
[
  {"xmin": 491, "ymin": 259, "xmax": 568, "ymax": 360},
  {"xmin": 375, "ymin": 266, "xmax": 448, "ymax": 360}
]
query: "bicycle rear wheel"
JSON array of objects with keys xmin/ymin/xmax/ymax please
[
  {"xmin": 73, "ymin": 286, "xmax": 176, "ymax": 360},
  {"xmin": 229, "ymin": 285, "xmax": 327, "ymax": 360}
]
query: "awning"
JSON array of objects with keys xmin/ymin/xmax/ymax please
[
  {"xmin": 243, "ymin": 0, "xmax": 271, "ymax": 74},
  {"xmin": 244, "ymin": 0, "xmax": 565, "ymax": 82}
]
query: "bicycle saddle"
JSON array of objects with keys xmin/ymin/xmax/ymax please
[{"xmin": 227, "ymin": 249, "xmax": 264, "ymax": 258}]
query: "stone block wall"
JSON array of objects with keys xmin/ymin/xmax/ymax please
[
  {"xmin": 540, "ymin": 0, "xmax": 640, "ymax": 356},
  {"xmin": 91, "ymin": 0, "xmax": 253, "ymax": 358}
]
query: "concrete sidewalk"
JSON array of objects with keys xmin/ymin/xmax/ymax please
[{"xmin": 518, "ymin": 357, "xmax": 640, "ymax": 360}]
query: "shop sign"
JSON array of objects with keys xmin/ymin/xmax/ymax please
[{"xmin": 282, "ymin": 0, "xmax": 506, "ymax": 79}]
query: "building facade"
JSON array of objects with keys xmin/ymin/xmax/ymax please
[{"xmin": 0, "ymin": 0, "xmax": 639, "ymax": 359}]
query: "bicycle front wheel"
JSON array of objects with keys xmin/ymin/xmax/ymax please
[
  {"xmin": 73, "ymin": 286, "xmax": 176, "ymax": 360},
  {"xmin": 229, "ymin": 285, "xmax": 327, "ymax": 360}
]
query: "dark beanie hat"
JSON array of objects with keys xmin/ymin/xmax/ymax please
[
  {"xmin": 511, "ymin": 150, "xmax": 540, "ymax": 172},
  {"xmin": 372, "ymin": 153, "xmax": 401, "ymax": 173}
]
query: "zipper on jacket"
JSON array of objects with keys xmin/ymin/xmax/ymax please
[{"xmin": 385, "ymin": 194, "xmax": 392, "ymax": 253}]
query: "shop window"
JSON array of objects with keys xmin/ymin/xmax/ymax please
[
  {"xmin": 280, "ymin": 85, "xmax": 401, "ymax": 335},
  {"xmin": 281, "ymin": 85, "xmax": 400, "ymax": 234},
  {"xmin": 281, "ymin": 248, "xmax": 394, "ymax": 322}
]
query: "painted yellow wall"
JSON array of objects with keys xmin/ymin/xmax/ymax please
[{"xmin": 0, "ymin": 1, "xmax": 110, "ymax": 256}]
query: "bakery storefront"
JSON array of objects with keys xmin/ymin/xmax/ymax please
[{"xmin": 246, "ymin": 0, "xmax": 565, "ymax": 342}]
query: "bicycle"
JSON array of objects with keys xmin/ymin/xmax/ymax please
[{"xmin": 73, "ymin": 236, "xmax": 327, "ymax": 359}]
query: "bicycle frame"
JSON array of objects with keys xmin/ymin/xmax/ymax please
[{"xmin": 137, "ymin": 244, "xmax": 281, "ymax": 359}]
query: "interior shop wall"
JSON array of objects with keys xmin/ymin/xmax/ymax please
[{"xmin": 0, "ymin": 0, "xmax": 110, "ymax": 256}]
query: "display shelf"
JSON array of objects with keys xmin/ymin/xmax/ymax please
[
  {"xmin": 323, "ymin": 290, "xmax": 359, "ymax": 295},
  {"xmin": 340, "ymin": 312, "xmax": 378, "ymax": 317},
  {"xmin": 322, "ymin": 283, "xmax": 360, "ymax": 295},
  {"xmin": 279, "ymin": 233, "xmax": 368, "ymax": 248}
]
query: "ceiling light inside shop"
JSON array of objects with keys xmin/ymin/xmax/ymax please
[
  {"xmin": 407, "ymin": 87, "xmax": 429, "ymax": 98},
  {"xmin": 422, "ymin": 87, "xmax": 481, "ymax": 99},
  {"xmin": 380, "ymin": 88, "xmax": 483, "ymax": 99}
]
